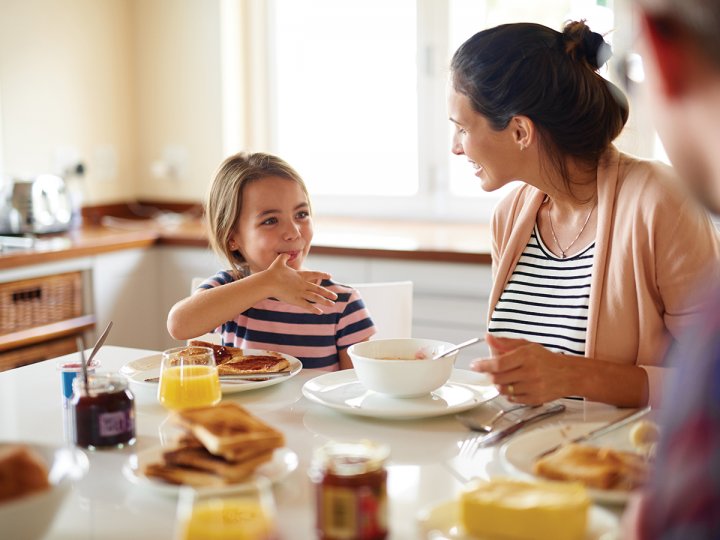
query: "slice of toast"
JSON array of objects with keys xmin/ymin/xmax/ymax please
[
  {"xmin": 189, "ymin": 340, "xmax": 290, "ymax": 374},
  {"xmin": 162, "ymin": 446, "xmax": 274, "ymax": 482},
  {"xmin": 144, "ymin": 462, "xmax": 229, "ymax": 488},
  {"xmin": 173, "ymin": 402, "xmax": 285, "ymax": 457},
  {"xmin": 533, "ymin": 443, "xmax": 648, "ymax": 490}
]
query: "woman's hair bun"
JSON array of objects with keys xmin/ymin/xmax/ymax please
[{"xmin": 562, "ymin": 20, "xmax": 611, "ymax": 70}]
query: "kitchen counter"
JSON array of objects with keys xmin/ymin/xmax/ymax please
[{"xmin": 0, "ymin": 215, "xmax": 492, "ymax": 270}]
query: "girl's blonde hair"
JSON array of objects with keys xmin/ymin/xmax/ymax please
[{"xmin": 206, "ymin": 152, "xmax": 311, "ymax": 275}]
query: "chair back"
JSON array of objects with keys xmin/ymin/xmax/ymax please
[{"xmin": 350, "ymin": 281, "xmax": 413, "ymax": 340}]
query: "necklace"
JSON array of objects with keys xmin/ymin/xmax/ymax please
[{"xmin": 546, "ymin": 199, "xmax": 596, "ymax": 259}]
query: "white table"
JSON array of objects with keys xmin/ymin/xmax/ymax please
[{"xmin": 0, "ymin": 346, "xmax": 629, "ymax": 539}]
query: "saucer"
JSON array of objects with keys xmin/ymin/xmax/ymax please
[{"xmin": 302, "ymin": 369, "xmax": 498, "ymax": 420}]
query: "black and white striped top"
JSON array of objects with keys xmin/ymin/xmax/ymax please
[{"xmin": 487, "ymin": 225, "xmax": 595, "ymax": 356}]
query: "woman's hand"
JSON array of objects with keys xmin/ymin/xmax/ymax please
[
  {"xmin": 261, "ymin": 254, "xmax": 337, "ymax": 314},
  {"xmin": 470, "ymin": 334, "xmax": 576, "ymax": 405}
]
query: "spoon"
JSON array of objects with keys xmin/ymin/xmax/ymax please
[
  {"xmin": 431, "ymin": 337, "xmax": 485, "ymax": 361},
  {"xmin": 86, "ymin": 321, "xmax": 113, "ymax": 367},
  {"xmin": 457, "ymin": 403, "xmax": 530, "ymax": 433},
  {"xmin": 75, "ymin": 336, "xmax": 90, "ymax": 394}
]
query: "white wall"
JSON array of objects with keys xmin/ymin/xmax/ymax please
[
  {"xmin": 0, "ymin": 0, "xmax": 137, "ymax": 203},
  {"xmin": 130, "ymin": 0, "xmax": 225, "ymax": 202},
  {"xmin": 0, "ymin": 0, "xmax": 230, "ymax": 205}
]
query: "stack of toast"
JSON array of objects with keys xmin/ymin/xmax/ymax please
[
  {"xmin": 533, "ymin": 443, "xmax": 649, "ymax": 490},
  {"xmin": 188, "ymin": 340, "xmax": 290, "ymax": 376},
  {"xmin": 144, "ymin": 402, "xmax": 284, "ymax": 487}
]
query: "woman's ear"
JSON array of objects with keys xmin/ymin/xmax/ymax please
[{"xmin": 511, "ymin": 116, "xmax": 535, "ymax": 150}]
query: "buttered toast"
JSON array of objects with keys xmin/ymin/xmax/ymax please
[
  {"xmin": 188, "ymin": 340, "xmax": 290, "ymax": 375},
  {"xmin": 173, "ymin": 402, "xmax": 284, "ymax": 457},
  {"xmin": 533, "ymin": 443, "xmax": 649, "ymax": 490},
  {"xmin": 144, "ymin": 402, "xmax": 285, "ymax": 488}
]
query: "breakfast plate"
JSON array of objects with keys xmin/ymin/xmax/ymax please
[
  {"xmin": 120, "ymin": 350, "xmax": 302, "ymax": 397},
  {"xmin": 500, "ymin": 422, "xmax": 636, "ymax": 505},
  {"xmin": 302, "ymin": 369, "xmax": 498, "ymax": 420},
  {"xmin": 122, "ymin": 445, "xmax": 299, "ymax": 496},
  {"xmin": 417, "ymin": 498, "xmax": 619, "ymax": 539}
]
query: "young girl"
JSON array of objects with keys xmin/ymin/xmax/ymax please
[{"xmin": 167, "ymin": 152, "xmax": 375, "ymax": 370}]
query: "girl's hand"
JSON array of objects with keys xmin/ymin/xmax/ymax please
[
  {"xmin": 470, "ymin": 334, "xmax": 575, "ymax": 405},
  {"xmin": 263, "ymin": 254, "xmax": 337, "ymax": 314}
]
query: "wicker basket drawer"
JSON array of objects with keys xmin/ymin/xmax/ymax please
[
  {"xmin": 0, "ymin": 335, "xmax": 79, "ymax": 371},
  {"xmin": 0, "ymin": 272, "xmax": 83, "ymax": 335}
]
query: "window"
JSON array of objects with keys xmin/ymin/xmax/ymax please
[{"xmin": 267, "ymin": 1, "xmax": 628, "ymax": 221}]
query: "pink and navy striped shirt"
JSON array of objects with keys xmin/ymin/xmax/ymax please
[{"xmin": 198, "ymin": 271, "xmax": 376, "ymax": 370}]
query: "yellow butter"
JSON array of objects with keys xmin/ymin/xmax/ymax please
[{"xmin": 459, "ymin": 477, "xmax": 590, "ymax": 540}]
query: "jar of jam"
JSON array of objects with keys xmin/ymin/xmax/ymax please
[
  {"xmin": 71, "ymin": 373, "xmax": 136, "ymax": 450},
  {"xmin": 310, "ymin": 440, "xmax": 389, "ymax": 540}
]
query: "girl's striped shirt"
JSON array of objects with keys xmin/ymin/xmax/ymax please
[
  {"xmin": 198, "ymin": 271, "xmax": 376, "ymax": 370},
  {"xmin": 487, "ymin": 225, "xmax": 595, "ymax": 356}
]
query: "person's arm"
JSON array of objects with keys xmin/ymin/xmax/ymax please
[
  {"xmin": 167, "ymin": 254, "xmax": 337, "ymax": 340},
  {"xmin": 472, "ymin": 334, "xmax": 649, "ymax": 407},
  {"xmin": 338, "ymin": 347, "xmax": 355, "ymax": 370}
]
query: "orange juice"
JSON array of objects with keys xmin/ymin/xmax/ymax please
[
  {"xmin": 181, "ymin": 499, "xmax": 276, "ymax": 540},
  {"xmin": 158, "ymin": 365, "xmax": 221, "ymax": 410}
]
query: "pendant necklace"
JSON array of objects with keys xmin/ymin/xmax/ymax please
[{"xmin": 546, "ymin": 198, "xmax": 596, "ymax": 259}]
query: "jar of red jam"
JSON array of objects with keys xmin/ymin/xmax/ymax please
[
  {"xmin": 71, "ymin": 373, "xmax": 136, "ymax": 450},
  {"xmin": 310, "ymin": 440, "xmax": 390, "ymax": 540}
]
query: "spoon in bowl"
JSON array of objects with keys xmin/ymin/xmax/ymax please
[{"xmin": 429, "ymin": 337, "xmax": 485, "ymax": 360}]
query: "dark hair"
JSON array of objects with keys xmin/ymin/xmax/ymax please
[{"xmin": 450, "ymin": 21, "xmax": 629, "ymax": 197}]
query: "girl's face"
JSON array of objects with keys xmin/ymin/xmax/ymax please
[
  {"xmin": 447, "ymin": 88, "xmax": 521, "ymax": 192},
  {"xmin": 230, "ymin": 176, "xmax": 313, "ymax": 273}
]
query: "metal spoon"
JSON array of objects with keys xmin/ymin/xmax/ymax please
[
  {"xmin": 86, "ymin": 321, "xmax": 113, "ymax": 367},
  {"xmin": 457, "ymin": 403, "xmax": 530, "ymax": 433},
  {"xmin": 432, "ymin": 337, "xmax": 485, "ymax": 360}
]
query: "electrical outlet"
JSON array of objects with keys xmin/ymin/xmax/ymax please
[
  {"xmin": 150, "ymin": 144, "xmax": 189, "ymax": 181},
  {"xmin": 54, "ymin": 146, "xmax": 83, "ymax": 177}
]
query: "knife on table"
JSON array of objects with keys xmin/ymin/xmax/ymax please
[
  {"xmin": 535, "ymin": 404, "xmax": 652, "ymax": 459},
  {"xmin": 474, "ymin": 403, "xmax": 567, "ymax": 448},
  {"xmin": 143, "ymin": 371, "xmax": 292, "ymax": 383}
]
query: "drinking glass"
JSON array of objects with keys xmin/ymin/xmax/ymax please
[
  {"xmin": 175, "ymin": 478, "xmax": 278, "ymax": 540},
  {"xmin": 158, "ymin": 346, "xmax": 221, "ymax": 411}
]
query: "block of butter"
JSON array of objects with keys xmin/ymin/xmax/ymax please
[{"xmin": 459, "ymin": 477, "xmax": 590, "ymax": 540}]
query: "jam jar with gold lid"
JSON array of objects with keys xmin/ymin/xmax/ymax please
[
  {"xmin": 71, "ymin": 373, "xmax": 136, "ymax": 450},
  {"xmin": 310, "ymin": 440, "xmax": 390, "ymax": 540}
]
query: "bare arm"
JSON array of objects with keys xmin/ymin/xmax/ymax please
[
  {"xmin": 338, "ymin": 348, "xmax": 354, "ymax": 370},
  {"xmin": 471, "ymin": 334, "xmax": 649, "ymax": 407},
  {"xmin": 167, "ymin": 254, "xmax": 337, "ymax": 340}
]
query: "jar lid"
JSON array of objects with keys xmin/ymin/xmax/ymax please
[
  {"xmin": 72, "ymin": 372, "xmax": 128, "ymax": 396},
  {"xmin": 313, "ymin": 440, "xmax": 390, "ymax": 476}
]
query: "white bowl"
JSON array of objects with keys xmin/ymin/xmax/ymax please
[
  {"xmin": 348, "ymin": 338, "xmax": 457, "ymax": 398},
  {"xmin": 0, "ymin": 442, "xmax": 89, "ymax": 540}
]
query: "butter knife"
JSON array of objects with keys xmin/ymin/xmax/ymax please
[
  {"xmin": 87, "ymin": 321, "xmax": 113, "ymax": 367},
  {"xmin": 536, "ymin": 404, "xmax": 652, "ymax": 459},
  {"xmin": 144, "ymin": 371, "xmax": 291, "ymax": 383},
  {"xmin": 474, "ymin": 403, "xmax": 566, "ymax": 448}
]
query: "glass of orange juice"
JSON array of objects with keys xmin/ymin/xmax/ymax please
[
  {"xmin": 175, "ymin": 478, "xmax": 278, "ymax": 540},
  {"xmin": 158, "ymin": 346, "xmax": 221, "ymax": 411}
]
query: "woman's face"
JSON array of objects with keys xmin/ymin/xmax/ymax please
[
  {"xmin": 448, "ymin": 87, "xmax": 522, "ymax": 192},
  {"xmin": 229, "ymin": 176, "xmax": 313, "ymax": 274}
]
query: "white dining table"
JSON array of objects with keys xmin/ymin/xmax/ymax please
[{"xmin": 0, "ymin": 346, "xmax": 631, "ymax": 540}]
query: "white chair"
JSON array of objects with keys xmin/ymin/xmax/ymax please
[
  {"xmin": 351, "ymin": 281, "xmax": 413, "ymax": 340},
  {"xmin": 188, "ymin": 278, "xmax": 414, "ymax": 343},
  {"xmin": 189, "ymin": 277, "xmax": 223, "ymax": 344}
]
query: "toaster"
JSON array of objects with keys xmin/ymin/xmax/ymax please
[{"xmin": 0, "ymin": 175, "xmax": 73, "ymax": 234}]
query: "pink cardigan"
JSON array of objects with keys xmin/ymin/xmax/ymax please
[{"xmin": 489, "ymin": 147, "xmax": 720, "ymax": 407}]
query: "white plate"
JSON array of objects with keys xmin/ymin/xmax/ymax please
[
  {"xmin": 302, "ymin": 369, "xmax": 498, "ymax": 420},
  {"xmin": 417, "ymin": 498, "xmax": 619, "ymax": 540},
  {"xmin": 122, "ymin": 445, "xmax": 299, "ymax": 496},
  {"xmin": 120, "ymin": 351, "xmax": 302, "ymax": 395},
  {"xmin": 500, "ymin": 422, "xmax": 634, "ymax": 505}
]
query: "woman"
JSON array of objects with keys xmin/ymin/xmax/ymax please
[{"xmin": 448, "ymin": 21, "xmax": 720, "ymax": 407}]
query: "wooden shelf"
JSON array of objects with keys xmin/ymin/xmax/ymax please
[{"xmin": 0, "ymin": 314, "xmax": 97, "ymax": 353}]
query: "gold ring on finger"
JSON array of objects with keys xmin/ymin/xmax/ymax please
[{"xmin": 508, "ymin": 384, "xmax": 515, "ymax": 395}]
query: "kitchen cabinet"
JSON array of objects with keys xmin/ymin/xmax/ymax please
[{"xmin": 0, "ymin": 259, "xmax": 96, "ymax": 370}]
